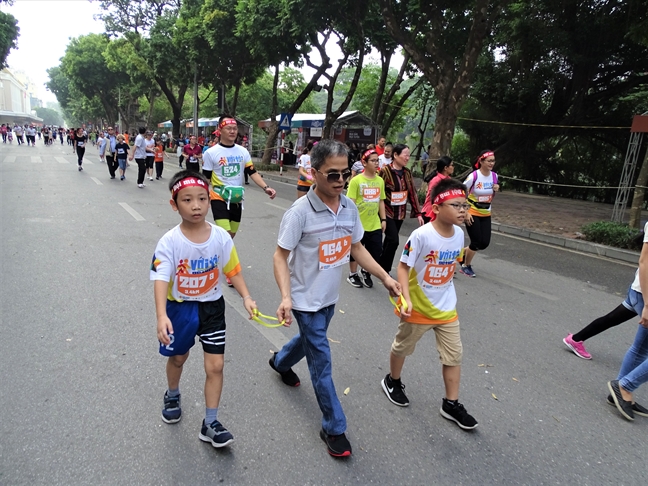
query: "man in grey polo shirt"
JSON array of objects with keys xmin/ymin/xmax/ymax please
[{"xmin": 269, "ymin": 139, "xmax": 401, "ymax": 458}]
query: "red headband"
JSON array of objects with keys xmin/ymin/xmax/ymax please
[
  {"xmin": 362, "ymin": 149, "xmax": 377, "ymax": 161},
  {"xmin": 171, "ymin": 177, "xmax": 208, "ymax": 197},
  {"xmin": 433, "ymin": 188, "xmax": 466, "ymax": 206},
  {"xmin": 475, "ymin": 151, "xmax": 495, "ymax": 169},
  {"xmin": 219, "ymin": 119, "xmax": 237, "ymax": 129},
  {"xmin": 427, "ymin": 188, "xmax": 466, "ymax": 221}
]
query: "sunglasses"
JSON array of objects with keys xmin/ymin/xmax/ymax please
[{"xmin": 316, "ymin": 169, "xmax": 352, "ymax": 183}]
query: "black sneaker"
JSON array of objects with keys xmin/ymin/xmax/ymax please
[
  {"xmin": 607, "ymin": 380, "xmax": 635, "ymax": 421},
  {"xmin": 606, "ymin": 394, "xmax": 648, "ymax": 417},
  {"xmin": 269, "ymin": 352, "xmax": 300, "ymax": 387},
  {"xmin": 440, "ymin": 399, "xmax": 478, "ymax": 430},
  {"xmin": 319, "ymin": 429, "xmax": 352, "ymax": 457},
  {"xmin": 161, "ymin": 391, "xmax": 182, "ymax": 424},
  {"xmin": 360, "ymin": 270, "xmax": 373, "ymax": 288},
  {"xmin": 381, "ymin": 374, "xmax": 409, "ymax": 407},
  {"xmin": 346, "ymin": 273, "xmax": 363, "ymax": 288},
  {"xmin": 199, "ymin": 419, "xmax": 234, "ymax": 448}
]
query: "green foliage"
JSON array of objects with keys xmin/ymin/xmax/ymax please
[
  {"xmin": 581, "ymin": 221, "xmax": 642, "ymax": 250},
  {"xmin": 0, "ymin": 10, "xmax": 19, "ymax": 69},
  {"xmin": 34, "ymin": 107, "xmax": 64, "ymax": 126},
  {"xmin": 459, "ymin": 0, "xmax": 648, "ymax": 203}
]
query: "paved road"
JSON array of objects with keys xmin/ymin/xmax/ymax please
[{"xmin": 1, "ymin": 142, "xmax": 645, "ymax": 485}]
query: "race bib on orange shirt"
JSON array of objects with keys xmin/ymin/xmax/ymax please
[
  {"xmin": 478, "ymin": 195, "xmax": 493, "ymax": 203},
  {"xmin": 319, "ymin": 236, "xmax": 352, "ymax": 270},
  {"xmin": 362, "ymin": 186, "xmax": 381, "ymax": 202},
  {"xmin": 391, "ymin": 191, "xmax": 407, "ymax": 206},
  {"xmin": 177, "ymin": 268, "xmax": 219, "ymax": 298},
  {"xmin": 422, "ymin": 263, "xmax": 455, "ymax": 287}
]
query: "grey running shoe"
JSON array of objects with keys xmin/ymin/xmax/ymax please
[
  {"xmin": 161, "ymin": 391, "xmax": 181, "ymax": 424},
  {"xmin": 607, "ymin": 380, "xmax": 634, "ymax": 421},
  {"xmin": 199, "ymin": 420, "xmax": 234, "ymax": 448}
]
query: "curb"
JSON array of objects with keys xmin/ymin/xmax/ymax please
[{"xmin": 259, "ymin": 170, "xmax": 640, "ymax": 266}]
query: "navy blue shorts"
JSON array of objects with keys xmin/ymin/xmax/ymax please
[{"xmin": 159, "ymin": 297, "xmax": 226, "ymax": 357}]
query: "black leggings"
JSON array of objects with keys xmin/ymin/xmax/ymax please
[
  {"xmin": 77, "ymin": 147, "xmax": 85, "ymax": 165},
  {"xmin": 350, "ymin": 228, "xmax": 383, "ymax": 264},
  {"xmin": 379, "ymin": 218, "xmax": 404, "ymax": 273},
  {"xmin": 466, "ymin": 215, "xmax": 491, "ymax": 251},
  {"xmin": 572, "ymin": 304, "xmax": 637, "ymax": 343},
  {"xmin": 155, "ymin": 161, "xmax": 164, "ymax": 178},
  {"xmin": 136, "ymin": 158, "xmax": 146, "ymax": 184}
]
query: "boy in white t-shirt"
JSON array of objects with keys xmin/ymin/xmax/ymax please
[
  {"xmin": 150, "ymin": 170, "xmax": 257, "ymax": 448},
  {"xmin": 381, "ymin": 178, "xmax": 478, "ymax": 431}
]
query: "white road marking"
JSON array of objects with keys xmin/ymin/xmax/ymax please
[
  {"xmin": 3, "ymin": 156, "xmax": 16, "ymax": 163},
  {"xmin": 91, "ymin": 177, "xmax": 103, "ymax": 185},
  {"xmin": 265, "ymin": 202, "xmax": 290, "ymax": 211},
  {"xmin": 118, "ymin": 202, "xmax": 145, "ymax": 221},
  {"xmin": 56, "ymin": 157, "xmax": 68, "ymax": 164},
  {"xmin": 31, "ymin": 156, "xmax": 42, "ymax": 163}
]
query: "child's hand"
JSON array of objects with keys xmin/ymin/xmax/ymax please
[
  {"xmin": 401, "ymin": 298, "xmax": 413, "ymax": 318},
  {"xmin": 157, "ymin": 316, "xmax": 174, "ymax": 345},
  {"xmin": 243, "ymin": 297, "xmax": 257, "ymax": 320}
]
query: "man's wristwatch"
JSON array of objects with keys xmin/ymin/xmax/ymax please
[{"xmin": 264, "ymin": 185, "xmax": 270, "ymax": 191}]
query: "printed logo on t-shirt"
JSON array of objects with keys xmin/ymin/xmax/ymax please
[
  {"xmin": 175, "ymin": 255, "xmax": 220, "ymax": 298},
  {"xmin": 420, "ymin": 249, "xmax": 461, "ymax": 288}
]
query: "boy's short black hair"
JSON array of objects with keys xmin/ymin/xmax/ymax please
[
  {"xmin": 431, "ymin": 178, "xmax": 467, "ymax": 202},
  {"xmin": 168, "ymin": 170, "xmax": 210, "ymax": 201}
]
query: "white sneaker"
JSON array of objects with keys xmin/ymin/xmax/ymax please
[
  {"xmin": 149, "ymin": 177, "xmax": 153, "ymax": 181},
  {"xmin": 138, "ymin": 184, "xmax": 144, "ymax": 188}
]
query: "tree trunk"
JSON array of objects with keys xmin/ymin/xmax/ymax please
[
  {"xmin": 371, "ymin": 50, "xmax": 392, "ymax": 124},
  {"xmin": 230, "ymin": 81, "xmax": 241, "ymax": 116},
  {"xmin": 146, "ymin": 89, "xmax": 156, "ymax": 127},
  {"xmin": 261, "ymin": 65, "xmax": 281, "ymax": 165},
  {"xmin": 629, "ymin": 148, "xmax": 648, "ymax": 228}
]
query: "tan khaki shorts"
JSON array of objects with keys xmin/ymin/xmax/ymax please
[{"xmin": 391, "ymin": 319, "xmax": 462, "ymax": 366}]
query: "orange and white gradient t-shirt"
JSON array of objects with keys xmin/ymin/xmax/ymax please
[{"xmin": 399, "ymin": 223, "xmax": 464, "ymax": 324}]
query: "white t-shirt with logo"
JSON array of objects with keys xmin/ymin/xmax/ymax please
[
  {"xmin": 631, "ymin": 222, "xmax": 648, "ymax": 293},
  {"xmin": 464, "ymin": 170, "xmax": 497, "ymax": 216},
  {"xmin": 399, "ymin": 223, "xmax": 464, "ymax": 324},
  {"xmin": 150, "ymin": 223, "xmax": 241, "ymax": 302},
  {"xmin": 202, "ymin": 143, "xmax": 253, "ymax": 200}
]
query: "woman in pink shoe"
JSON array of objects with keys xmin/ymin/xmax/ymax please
[{"xmin": 564, "ymin": 223, "xmax": 648, "ymax": 360}]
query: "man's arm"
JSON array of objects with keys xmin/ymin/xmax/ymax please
[
  {"xmin": 273, "ymin": 246, "xmax": 293, "ymax": 326},
  {"xmin": 249, "ymin": 170, "xmax": 277, "ymax": 199}
]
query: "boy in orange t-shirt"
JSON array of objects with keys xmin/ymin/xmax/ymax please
[{"xmin": 154, "ymin": 139, "xmax": 168, "ymax": 180}]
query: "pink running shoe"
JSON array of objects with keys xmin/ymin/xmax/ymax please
[{"xmin": 563, "ymin": 334, "xmax": 592, "ymax": 360}]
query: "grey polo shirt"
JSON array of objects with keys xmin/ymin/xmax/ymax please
[
  {"xmin": 134, "ymin": 134, "xmax": 147, "ymax": 159},
  {"xmin": 278, "ymin": 189, "xmax": 364, "ymax": 312}
]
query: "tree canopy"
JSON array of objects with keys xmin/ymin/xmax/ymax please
[{"xmin": 0, "ymin": 10, "xmax": 19, "ymax": 69}]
